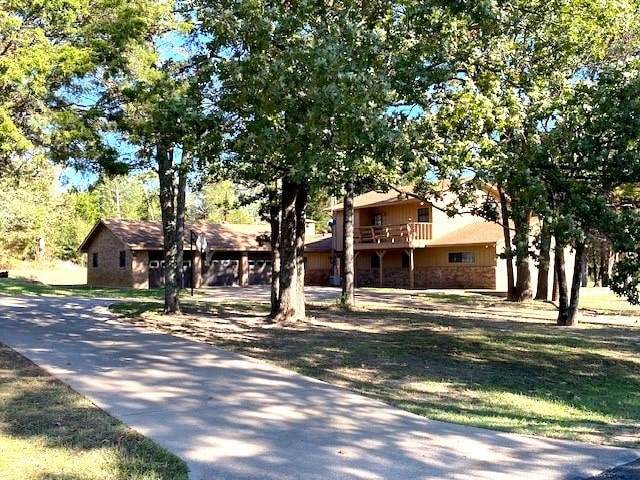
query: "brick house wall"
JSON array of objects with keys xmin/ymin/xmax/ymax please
[
  {"xmin": 305, "ymin": 269, "xmax": 330, "ymax": 286},
  {"xmin": 357, "ymin": 266, "xmax": 496, "ymax": 289},
  {"xmin": 131, "ymin": 251, "xmax": 149, "ymax": 288},
  {"xmin": 86, "ymin": 226, "xmax": 133, "ymax": 287}
]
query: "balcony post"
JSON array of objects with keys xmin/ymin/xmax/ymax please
[
  {"xmin": 377, "ymin": 250, "xmax": 387, "ymax": 287},
  {"xmin": 405, "ymin": 248, "xmax": 415, "ymax": 289}
]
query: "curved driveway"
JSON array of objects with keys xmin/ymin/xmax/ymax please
[{"xmin": 0, "ymin": 295, "xmax": 638, "ymax": 480}]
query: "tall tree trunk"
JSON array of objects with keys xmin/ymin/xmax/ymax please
[
  {"xmin": 268, "ymin": 187, "xmax": 281, "ymax": 317},
  {"xmin": 535, "ymin": 219, "xmax": 551, "ymax": 301},
  {"xmin": 276, "ymin": 178, "xmax": 301, "ymax": 322},
  {"xmin": 551, "ymin": 261, "xmax": 559, "ymax": 302},
  {"xmin": 176, "ymin": 163, "xmax": 187, "ymax": 290},
  {"xmin": 580, "ymin": 253, "xmax": 588, "ymax": 287},
  {"xmin": 510, "ymin": 210, "xmax": 533, "ymax": 302},
  {"xmin": 294, "ymin": 182, "xmax": 308, "ymax": 319},
  {"xmin": 593, "ymin": 257, "xmax": 600, "ymax": 287},
  {"xmin": 498, "ymin": 187, "xmax": 515, "ymax": 297},
  {"xmin": 600, "ymin": 249, "xmax": 609, "ymax": 287},
  {"xmin": 555, "ymin": 244, "xmax": 569, "ymax": 325},
  {"xmin": 157, "ymin": 145, "xmax": 181, "ymax": 315},
  {"xmin": 558, "ymin": 243, "xmax": 586, "ymax": 326},
  {"xmin": 342, "ymin": 181, "xmax": 355, "ymax": 308}
]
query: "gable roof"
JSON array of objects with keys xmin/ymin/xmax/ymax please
[
  {"xmin": 426, "ymin": 222, "xmax": 504, "ymax": 247},
  {"xmin": 79, "ymin": 219, "xmax": 272, "ymax": 253}
]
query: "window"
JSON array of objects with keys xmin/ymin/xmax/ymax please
[
  {"xmin": 417, "ymin": 207, "xmax": 430, "ymax": 223},
  {"xmin": 371, "ymin": 253, "xmax": 380, "ymax": 268},
  {"xmin": 402, "ymin": 252, "xmax": 411, "ymax": 268},
  {"xmin": 373, "ymin": 213, "xmax": 383, "ymax": 226},
  {"xmin": 119, "ymin": 251, "xmax": 126, "ymax": 269},
  {"xmin": 448, "ymin": 252, "xmax": 476, "ymax": 264},
  {"xmin": 92, "ymin": 252, "xmax": 98, "ymax": 268}
]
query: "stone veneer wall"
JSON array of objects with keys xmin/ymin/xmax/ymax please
[
  {"xmin": 357, "ymin": 266, "xmax": 496, "ymax": 289},
  {"xmin": 86, "ymin": 227, "xmax": 133, "ymax": 287}
]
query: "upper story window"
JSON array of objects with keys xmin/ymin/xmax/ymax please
[
  {"xmin": 373, "ymin": 213, "xmax": 383, "ymax": 226},
  {"xmin": 92, "ymin": 252, "xmax": 98, "ymax": 268},
  {"xmin": 119, "ymin": 251, "xmax": 126, "ymax": 269},
  {"xmin": 417, "ymin": 207, "xmax": 430, "ymax": 223},
  {"xmin": 448, "ymin": 252, "xmax": 476, "ymax": 264}
]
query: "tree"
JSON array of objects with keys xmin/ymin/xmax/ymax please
[
  {"xmin": 405, "ymin": 0, "xmax": 638, "ymax": 302},
  {"xmin": 543, "ymin": 60, "xmax": 640, "ymax": 322},
  {"xmin": 198, "ymin": 0, "xmax": 404, "ymax": 319},
  {"xmin": 41, "ymin": 0, "xmax": 219, "ymax": 314}
]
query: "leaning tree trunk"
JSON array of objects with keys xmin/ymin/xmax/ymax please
[
  {"xmin": 276, "ymin": 178, "xmax": 302, "ymax": 322},
  {"xmin": 498, "ymin": 187, "xmax": 515, "ymax": 297},
  {"xmin": 294, "ymin": 182, "xmax": 308, "ymax": 319},
  {"xmin": 535, "ymin": 219, "xmax": 551, "ymax": 301},
  {"xmin": 157, "ymin": 145, "xmax": 181, "ymax": 315},
  {"xmin": 268, "ymin": 187, "xmax": 281, "ymax": 318},
  {"xmin": 342, "ymin": 181, "xmax": 355, "ymax": 308},
  {"xmin": 558, "ymin": 242, "xmax": 586, "ymax": 326}
]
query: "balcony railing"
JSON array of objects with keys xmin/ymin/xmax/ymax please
[{"xmin": 354, "ymin": 222, "xmax": 432, "ymax": 247}]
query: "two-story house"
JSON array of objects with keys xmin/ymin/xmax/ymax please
[{"xmin": 328, "ymin": 188, "xmax": 510, "ymax": 290}]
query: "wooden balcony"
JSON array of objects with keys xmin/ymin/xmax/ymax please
[{"xmin": 354, "ymin": 223, "xmax": 432, "ymax": 250}]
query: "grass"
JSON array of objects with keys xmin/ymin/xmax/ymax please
[
  {"xmin": 0, "ymin": 344, "xmax": 188, "ymax": 480},
  {"xmin": 111, "ymin": 292, "xmax": 640, "ymax": 448},
  {"xmin": 576, "ymin": 287, "xmax": 640, "ymax": 316},
  {"xmin": 0, "ymin": 277, "xmax": 167, "ymax": 300}
]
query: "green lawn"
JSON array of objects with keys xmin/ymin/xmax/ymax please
[
  {"xmin": 0, "ymin": 277, "xmax": 166, "ymax": 300},
  {"xmin": 112, "ymin": 294, "xmax": 640, "ymax": 448},
  {"xmin": 0, "ymin": 344, "xmax": 188, "ymax": 480}
]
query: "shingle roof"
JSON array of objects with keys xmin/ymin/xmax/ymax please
[
  {"xmin": 427, "ymin": 222, "xmax": 504, "ymax": 247},
  {"xmin": 332, "ymin": 187, "xmax": 421, "ymax": 211},
  {"xmin": 79, "ymin": 219, "xmax": 272, "ymax": 252},
  {"xmin": 305, "ymin": 234, "xmax": 333, "ymax": 252}
]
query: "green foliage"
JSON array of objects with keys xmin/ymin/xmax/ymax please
[
  {"xmin": 88, "ymin": 173, "xmax": 161, "ymax": 221},
  {"xmin": 198, "ymin": 0, "xmax": 405, "ymax": 195},
  {"xmin": 189, "ymin": 180, "xmax": 260, "ymax": 223},
  {"xmin": 0, "ymin": 157, "xmax": 59, "ymax": 264},
  {"xmin": 0, "ymin": 0, "xmax": 174, "ymax": 173},
  {"xmin": 544, "ymin": 60, "xmax": 640, "ymax": 304}
]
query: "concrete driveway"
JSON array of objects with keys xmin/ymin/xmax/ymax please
[{"xmin": 0, "ymin": 295, "xmax": 638, "ymax": 480}]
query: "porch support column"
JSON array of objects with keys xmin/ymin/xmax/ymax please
[
  {"xmin": 239, "ymin": 251, "xmax": 249, "ymax": 287},
  {"xmin": 377, "ymin": 250, "xmax": 387, "ymax": 288},
  {"xmin": 405, "ymin": 248, "xmax": 415, "ymax": 289}
]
